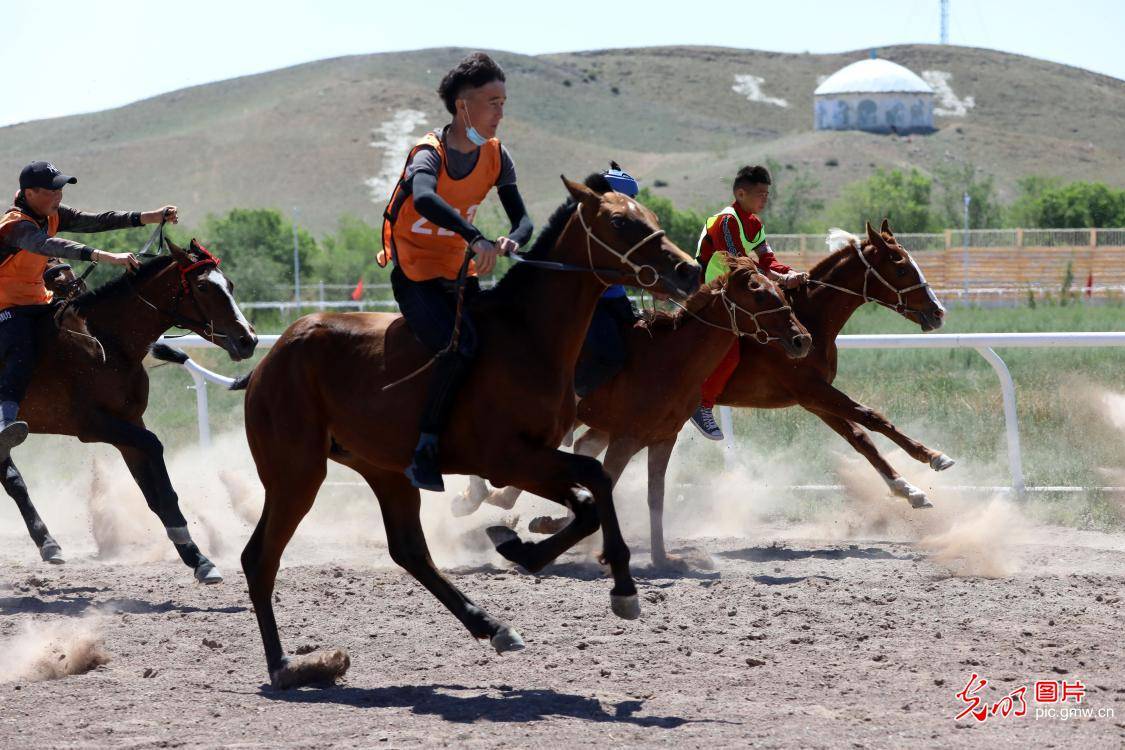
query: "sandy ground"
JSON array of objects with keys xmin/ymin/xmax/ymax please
[
  {"xmin": 1, "ymin": 507, "xmax": 1123, "ymax": 748},
  {"xmin": 0, "ymin": 430, "xmax": 1122, "ymax": 747}
]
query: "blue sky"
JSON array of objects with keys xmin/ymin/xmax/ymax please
[{"xmin": 0, "ymin": 0, "xmax": 1120, "ymax": 127}]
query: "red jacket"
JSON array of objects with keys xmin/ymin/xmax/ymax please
[{"xmin": 697, "ymin": 202, "xmax": 790, "ymax": 275}]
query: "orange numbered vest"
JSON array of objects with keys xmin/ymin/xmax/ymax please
[
  {"xmin": 379, "ymin": 131, "xmax": 501, "ymax": 282},
  {"xmin": 0, "ymin": 210, "xmax": 59, "ymax": 310}
]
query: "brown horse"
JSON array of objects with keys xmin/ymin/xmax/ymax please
[
  {"xmin": 235, "ymin": 177, "xmax": 707, "ymax": 689},
  {"xmin": 451, "ymin": 255, "xmax": 814, "ymax": 529},
  {"xmin": 5, "ymin": 238, "xmax": 257, "ymax": 580},
  {"xmin": 476, "ymin": 221, "xmax": 950, "ymax": 566}
]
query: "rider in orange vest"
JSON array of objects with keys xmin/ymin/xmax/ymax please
[
  {"xmin": 0, "ymin": 161, "xmax": 177, "ymax": 457},
  {"xmin": 689, "ymin": 165, "xmax": 807, "ymax": 440},
  {"xmin": 380, "ymin": 53, "xmax": 533, "ymax": 491}
]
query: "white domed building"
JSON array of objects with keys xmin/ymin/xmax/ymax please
[{"xmin": 814, "ymin": 55, "xmax": 935, "ymax": 134}]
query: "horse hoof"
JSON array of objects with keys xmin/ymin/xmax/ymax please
[
  {"xmin": 194, "ymin": 562, "xmax": 224, "ymax": 585},
  {"xmin": 490, "ymin": 625, "xmax": 526, "ymax": 654},
  {"xmin": 484, "ymin": 490, "xmax": 519, "ymax": 511},
  {"xmin": 40, "ymin": 543, "xmax": 65, "ymax": 565},
  {"xmin": 270, "ymin": 649, "xmax": 350, "ymax": 690},
  {"xmin": 910, "ymin": 497, "xmax": 934, "ymax": 509},
  {"xmin": 451, "ymin": 490, "xmax": 484, "ymax": 518},
  {"xmin": 528, "ymin": 515, "xmax": 569, "ymax": 535},
  {"xmin": 486, "ymin": 525, "xmax": 519, "ymax": 548},
  {"xmin": 930, "ymin": 454, "xmax": 955, "ymax": 471},
  {"xmin": 610, "ymin": 593, "xmax": 641, "ymax": 620}
]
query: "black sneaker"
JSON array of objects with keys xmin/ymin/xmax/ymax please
[
  {"xmin": 689, "ymin": 406, "xmax": 724, "ymax": 441},
  {"xmin": 405, "ymin": 436, "xmax": 445, "ymax": 492},
  {"xmin": 0, "ymin": 419, "xmax": 29, "ymax": 459}
]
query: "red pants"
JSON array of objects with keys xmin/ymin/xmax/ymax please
[{"xmin": 701, "ymin": 341, "xmax": 740, "ymax": 408}]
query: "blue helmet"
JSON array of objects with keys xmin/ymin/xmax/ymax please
[{"xmin": 602, "ymin": 161, "xmax": 639, "ymax": 198}]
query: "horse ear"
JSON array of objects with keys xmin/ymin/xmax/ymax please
[
  {"xmin": 866, "ymin": 222, "xmax": 887, "ymax": 250},
  {"xmin": 165, "ymin": 235, "xmax": 186, "ymax": 257},
  {"xmin": 880, "ymin": 218, "xmax": 893, "ymax": 236},
  {"xmin": 562, "ymin": 175, "xmax": 598, "ymax": 205}
]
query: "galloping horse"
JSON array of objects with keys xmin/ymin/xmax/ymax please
[
  {"xmin": 235, "ymin": 176, "xmax": 703, "ymax": 689},
  {"xmin": 472, "ymin": 221, "xmax": 949, "ymax": 566},
  {"xmin": 452, "ymin": 256, "xmax": 814, "ymax": 556},
  {"xmin": 5, "ymin": 238, "xmax": 257, "ymax": 582}
]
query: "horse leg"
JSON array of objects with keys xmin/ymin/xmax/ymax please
[
  {"xmin": 241, "ymin": 447, "xmax": 341, "ymax": 689},
  {"xmin": 361, "ymin": 465, "xmax": 524, "ymax": 653},
  {"xmin": 646, "ymin": 438, "xmax": 678, "ymax": 568},
  {"xmin": 454, "ymin": 426, "xmax": 613, "ymax": 519},
  {"xmin": 527, "ymin": 427, "xmax": 609, "ymax": 535},
  {"xmin": 812, "ymin": 410, "xmax": 933, "ymax": 509},
  {"xmin": 800, "ymin": 382, "xmax": 954, "ymax": 470},
  {"xmin": 450, "ymin": 475, "xmax": 491, "ymax": 517},
  {"xmin": 81, "ymin": 412, "xmax": 221, "ymax": 582},
  {"xmin": 487, "ymin": 448, "xmax": 640, "ymax": 619},
  {"xmin": 3, "ymin": 457, "xmax": 63, "ymax": 563}
]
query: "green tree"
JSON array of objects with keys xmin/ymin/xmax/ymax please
[
  {"xmin": 312, "ymin": 214, "xmax": 385, "ymax": 287},
  {"xmin": 760, "ymin": 160, "xmax": 826, "ymax": 234},
  {"xmin": 829, "ymin": 168, "xmax": 939, "ymax": 233},
  {"xmin": 201, "ymin": 209, "xmax": 317, "ymax": 301},
  {"xmin": 932, "ymin": 162, "xmax": 1003, "ymax": 229},
  {"xmin": 635, "ymin": 187, "xmax": 709, "ymax": 255},
  {"xmin": 1008, "ymin": 177, "xmax": 1125, "ymax": 228}
]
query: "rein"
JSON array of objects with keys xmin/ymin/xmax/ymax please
[{"xmin": 669, "ymin": 286, "xmax": 793, "ymax": 345}]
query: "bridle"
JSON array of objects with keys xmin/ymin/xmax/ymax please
[
  {"xmin": 670, "ymin": 280, "xmax": 794, "ymax": 345},
  {"xmin": 806, "ymin": 239, "xmax": 933, "ymax": 315}
]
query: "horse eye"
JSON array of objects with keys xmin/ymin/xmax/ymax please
[
  {"xmin": 610, "ymin": 216, "xmax": 626, "ymax": 230},
  {"xmin": 895, "ymin": 267, "xmax": 909, "ymax": 278}
]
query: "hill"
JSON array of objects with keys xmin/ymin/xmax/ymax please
[{"xmin": 1, "ymin": 44, "xmax": 1121, "ymax": 234}]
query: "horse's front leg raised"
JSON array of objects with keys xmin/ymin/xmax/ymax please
[
  {"xmin": 800, "ymin": 381, "xmax": 954, "ymax": 471},
  {"xmin": 810, "ymin": 410, "xmax": 933, "ymax": 509},
  {"xmin": 3, "ymin": 457, "xmax": 64, "ymax": 563},
  {"xmin": 81, "ymin": 413, "xmax": 221, "ymax": 583}
]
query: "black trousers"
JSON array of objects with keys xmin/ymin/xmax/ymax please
[
  {"xmin": 0, "ymin": 305, "xmax": 52, "ymax": 404},
  {"xmin": 575, "ymin": 295, "xmax": 637, "ymax": 398},
  {"xmin": 391, "ymin": 266, "xmax": 481, "ymax": 436}
]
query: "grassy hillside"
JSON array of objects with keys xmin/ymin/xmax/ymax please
[{"xmin": 0, "ymin": 45, "xmax": 1122, "ymax": 234}]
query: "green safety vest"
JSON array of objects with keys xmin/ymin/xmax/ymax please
[{"xmin": 697, "ymin": 206, "xmax": 766, "ymax": 283}]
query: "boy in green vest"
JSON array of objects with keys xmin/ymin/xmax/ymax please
[{"xmin": 691, "ymin": 165, "xmax": 807, "ymax": 439}]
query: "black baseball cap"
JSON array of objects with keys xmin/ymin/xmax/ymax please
[{"xmin": 19, "ymin": 161, "xmax": 77, "ymax": 190}]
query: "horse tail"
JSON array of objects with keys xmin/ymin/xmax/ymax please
[
  {"xmin": 149, "ymin": 343, "xmax": 190, "ymax": 365},
  {"xmin": 150, "ymin": 342, "xmax": 254, "ymax": 391},
  {"xmin": 228, "ymin": 371, "xmax": 254, "ymax": 391}
]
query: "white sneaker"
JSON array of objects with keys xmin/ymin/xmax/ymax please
[{"xmin": 689, "ymin": 406, "xmax": 724, "ymax": 441}]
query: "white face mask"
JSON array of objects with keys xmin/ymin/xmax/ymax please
[{"xmin": 460, "ymin": 101, "xmax": 488, "ymax": 146}]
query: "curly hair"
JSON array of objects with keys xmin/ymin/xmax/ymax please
[
  {"xmin": 732, "ymin": 165, "xmax": 772, "ymax": 193},
  {"xmin": 437, "ymin": 53, "xmax": 507, "ymax": 115}
]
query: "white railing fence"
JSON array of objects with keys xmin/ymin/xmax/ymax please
[{"xmin": 159, "ymin": 332, "xmax": 1125, "ymax": 496}]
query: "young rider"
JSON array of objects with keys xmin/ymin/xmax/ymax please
[
  {"xmin": 379, "ymin": 53, "xmax": 533, "ymax": 491},
  {"xmin": 690, "ymin": 165, "xmax": 806, "ymax": 440}
]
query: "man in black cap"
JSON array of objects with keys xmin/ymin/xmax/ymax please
[{"xmin": 0, "ymin": 161, "xmax": 179, "ymax": 457}]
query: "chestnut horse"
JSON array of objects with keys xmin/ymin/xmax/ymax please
[
  {"xmin": 235, "ymin": 177, "xmax": 703, "ymax": 689},
  {"xmin": 473, "ymin": 222, "xmax": 950, "ymax": 566},
  {"xmin": 451, "ymin": 256, "xmax": 815, "ymax": 534},
  {"xmin": 4, "ymin": 239, "xmax": 257, "ymax": 581}
]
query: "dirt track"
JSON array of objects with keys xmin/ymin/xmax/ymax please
[{"xmin": 2, "ymin": 508, "xmax": 1123, "ymax": 749}]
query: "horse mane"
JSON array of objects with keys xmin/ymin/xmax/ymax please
[
  {"xmin": 70, "ymin": 255, "xmax": 177, "ymax": 314},
  {"xmin": 640, "ymin": 255, "xmax": 758, "ymax": 329},
  {"xmin": 476, "ymin": 173, "xmax": 610, "ymax": 311},
  {"xmin": 807, "ymin": 228, "xmax": 869, "ymax": 278}
]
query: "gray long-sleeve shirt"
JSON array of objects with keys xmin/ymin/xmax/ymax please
[{"xmin": 0, "ymin": 198, "xmax": 142, "ymax": 262}]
